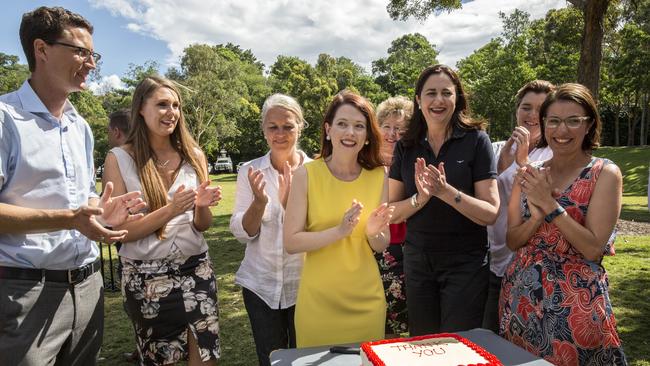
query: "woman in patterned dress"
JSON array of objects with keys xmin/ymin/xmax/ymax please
[
  {"xmin": 500, "ymin": 83, "xmax": 627, "ymax": 365},
  {"xmin": 103, "ymin": 76, "xmax": 222, "ymax": 365},
  {"xmin": 374, "ymin": 96, "xmax": 413, "ymax": 337}
]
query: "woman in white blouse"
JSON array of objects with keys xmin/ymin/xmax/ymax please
[{"xmin": 229, "ymin": 94, "xmax": 311, "ymax": 366}]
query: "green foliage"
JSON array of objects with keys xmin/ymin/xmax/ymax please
[
  {"xmin": 386, "ymin": 0, "xmax": 461, "ymax": 21},
  {"xmin": 68, "ymin": 90, "xmax": 109, "ymax": 167},
  {"xmin": 526, "ymin": 8, "xmax": 582, "ymax": 84},
  {"xmin": 121, "ymin": 60, "xmax": 160, "ymax": 88},
  {"xmin": 0, "ymin": 52, "xmax": 29, "ymax": 95},
  {"xmin": 458, "ymin": 12, "xmax": 536, "ymax": 141},
  {"xmin": 170, "ymin": 44, "xmax": 270, "ymax": 162},
  {"xmin": 372, "ymin": 33, "xmax": 439, "ymax": 97}
]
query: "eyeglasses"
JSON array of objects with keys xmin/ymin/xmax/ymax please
[
  {"xmin": 380, "ymin": 125, "xmax": 406, "ymax": 136},
  {"xmin": 543, "ymin": 116, "xmax": 591, "ymax": 129},
  {"xmin": 49, "ymin": 41, "xmax": 101, "ymax": 62}
]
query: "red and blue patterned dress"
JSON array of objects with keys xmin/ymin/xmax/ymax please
[{"xmin": 499, "ymin": 158, "xmax": 627, "ymax": 366}]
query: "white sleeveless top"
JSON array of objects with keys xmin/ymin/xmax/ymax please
[{"xmin": 111, "ymin": 147, "xmax": 208, "ymax": 260}]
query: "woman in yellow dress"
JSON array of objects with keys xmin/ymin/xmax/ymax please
[{"xmin": 284, "ymin": 91, "xmax": 394, "ymax": 347}]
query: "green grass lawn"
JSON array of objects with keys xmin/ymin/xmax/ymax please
[
  {"xmin": 594, "ymin": 146, "xmax": 649, "ymax": 197},
  {"xmin": 100, "ymin": 156, "xmax": 650, "ymax": 365}
]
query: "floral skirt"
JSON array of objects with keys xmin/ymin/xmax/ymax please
[
  {"xmin": 374, "ymin": 243, "xmax": 408, "ymax": 335},
  {"xmin": 121, "ymin": 246, "xmax": 220, "ymax": 365}
]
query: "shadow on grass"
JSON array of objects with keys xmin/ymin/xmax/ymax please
[
  {"xmin": 212, "ymin": 174, "xmax": 237, "ymax": 183},
  {"xmin": 620, "ymin": 204, "xmax": 650, "ymax": 223}
]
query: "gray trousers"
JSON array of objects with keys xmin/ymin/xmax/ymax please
[{"xmin": 0, "ymin": 271, "xmax": 104, "ymax": 366}]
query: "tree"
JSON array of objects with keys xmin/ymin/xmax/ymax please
[
  {"xmin": 68, "ymin": 90, "xmax": 109, "ymax": 167},
  {"xmin": 526, "ymin": 8, "xmax": 583, "ymax": 85},
  {"xmin": 458, "ymin": 11, "xmax": 536, "ymax": 140},
  {"xmin": 386, "ymin": 0, "xmax": 613, "ymax": 98},
  {"xmin": 567, "ymin": 0, "xmax": 611, "ymax": 100},
  {"xmin": 372, "ymin": 33, "xmax": 439, "ymax": 97},
  {"xmin": 169, "ymin": 44, "xmax": 270, "ymax": 162},
  {"xmin": 0, "ymin": 53, "xmax": 29, "ymax": 95}
]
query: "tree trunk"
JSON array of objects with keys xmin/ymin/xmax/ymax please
[
  {"xmin": 641, "ymin": 93, "xmax": 648, "ymax": 146},
  {"xmin": 614, "ymin": 104, "xmax": 620, "ymax": 146},
  {"xmin": 576, "ymin": 0, "xmax": 610, "ymax": 100}
]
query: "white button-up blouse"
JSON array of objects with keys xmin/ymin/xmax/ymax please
[{"xmin": 229, "ymin": 151, "xmax": 311, "ymax": 309}]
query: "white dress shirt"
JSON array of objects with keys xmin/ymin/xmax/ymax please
[
  {"xmin": 230, "ymin": 151, "xmax": 310, "ymax": 309},
  {"xmin": 487, "ymin": 142, "xmax": 553, "ymax": 277}
]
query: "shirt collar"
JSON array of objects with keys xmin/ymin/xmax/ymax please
[
  {"xmin": 419, "ymin": 123, "xmax": 468, "ymax": 147},
  {"xmin": 16, "ymin": 80, "xmax": 79, "ymax": 123},
  {"xmin": 259, "ymin": 150, "xmax": 310, "ymax": 171}
]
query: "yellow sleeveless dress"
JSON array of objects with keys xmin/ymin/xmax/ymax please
[{"xmin": 295, "ymin": 159, "xmax": 386, "ymax": 347}]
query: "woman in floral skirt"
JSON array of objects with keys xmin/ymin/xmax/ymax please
[{"xmin": 103, "ymin": 75, "xmax": 222, "ymax": 365}]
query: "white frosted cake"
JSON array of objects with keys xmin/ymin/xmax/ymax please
[{"xmin": 360, "ymin": 333, "xmax": 502, "ymax": 366}]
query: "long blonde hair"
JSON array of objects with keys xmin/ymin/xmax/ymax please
[{"xmin": 126, "ymin": 75, "xmax": 207, "ymax": 238}]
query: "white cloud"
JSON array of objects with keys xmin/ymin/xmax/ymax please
[
  {"xmin": 88, "ymin": 74, "xmax": 127, "ymax": 95},
  {"xmin": 89, "ymin": 0, "xmax": 566, "ymax": 72}
]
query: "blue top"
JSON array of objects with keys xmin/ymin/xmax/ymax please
[
  {"xmin": 0, "ymin": 81, "xmax": 99, "ymax": 270},
  {"xmin": 389, "ymin": 124, "xmax": 497, "ymax": 253}
]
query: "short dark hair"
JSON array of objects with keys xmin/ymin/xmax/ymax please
[
  {"xmin": 109, "ymin": 109, "xmax": 130, "ymax": 135},
  {"xmin": 538, "ymin": 83, "xmax": 601, "ymax": 151},
  {"xmin": 514, "ymin": 80, "xmax": 555, "ymax": 109},
  {"xmin": 20, "ymin": 6, "xmax": 93, "ymax": 72},
  {"xmin": 317, "ymin": 91, "xmax": 384, "ymax": 170}
]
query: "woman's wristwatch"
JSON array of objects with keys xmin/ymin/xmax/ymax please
[{"xmin": 544, "ymin": 206, "xmax": 566, "ymax": 223}]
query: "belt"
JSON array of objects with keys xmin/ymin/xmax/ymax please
[{"xmin": 0, "ymin": 260, "xmax": 102, "ymax": 285}]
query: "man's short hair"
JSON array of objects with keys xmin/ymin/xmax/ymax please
[
  {"xmin": 20, "ymin": 6, "xmax": 94, "ymax": 72},
  {"xmin": 108, "ymin": 109, "xmax": 130, "ymax": 135}
]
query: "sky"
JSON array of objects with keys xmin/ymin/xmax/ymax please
[{"xmin": 0, "ymin": 0, "xmax": 567, "ymax": 94}]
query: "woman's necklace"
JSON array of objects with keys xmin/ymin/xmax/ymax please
[{"xmin": 156, "ymin": 159, "xmax": 170, "ymax": 168}]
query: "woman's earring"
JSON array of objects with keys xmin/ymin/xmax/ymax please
[
  {"xmin": 326, "ymin": 135, "xmax": 330, "ymax": 141},
  {"xmin": 364, "ymin": 140, "xmax": 369, "ymax": 145}
]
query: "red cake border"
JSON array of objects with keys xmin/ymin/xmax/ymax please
[{"xmin": 360, "ymin": 333, "xmax": 503, "ymax": 366}]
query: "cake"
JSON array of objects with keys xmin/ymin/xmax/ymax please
[{"xmin": 360, "ymin": 333, "xmax": 502, "ymax": 366}]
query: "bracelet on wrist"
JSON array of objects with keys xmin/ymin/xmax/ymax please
[
  {"xmin": 544, "ymin": 206, "xmax": 566, "ymax": 223},
  {"xmin": 410, "ymin": 193, "xmax": 420, "ymax": 209}
]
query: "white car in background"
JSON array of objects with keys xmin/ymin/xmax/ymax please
[{"xmin": 212, "ymin": 157, "xmax": 233, "ymax": 174}]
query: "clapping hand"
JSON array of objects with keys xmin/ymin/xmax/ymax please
[
  {"xmin": 278, "ymin": 161, "xmax": 293, "ymax": 209},
  {"xmin": 501, "ymin": 126, "xmax": 531, "ymax": 168},
  {"xmin": 517, "ymin": 165, "xmax": 558, "ymax": 210},
  {"xmin": 195, "ymin": 181, "xmax": 222, "ymax": 208},
  {"xmin": 170, "ymin": 184, "xmax": 197, "ymax": 215},
  {"xmin": 247, "ymin": 167, "xmax": 269, "ymax": 205},
  {"xmin": 97, "ymin": 181, "xmax": 146, "ymax": 227},
  {"xmin": 428, "ymin": 162, "xmax": 451, "ymax": 197},
  {"xmin": 338, "ymin": 199, "xmax": 363, "ymax": 237},
  {"xmin": 365, "ymin": 203, "xmax": 394, "ymax": 238},
  {"xmin": 414, "ymin": 158, "xmax": 434, "ymax": 202}
]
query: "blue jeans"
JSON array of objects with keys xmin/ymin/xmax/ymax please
[{"xmin": 242, "ymin": 288, "xmax": 296, "ymax": 366}]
